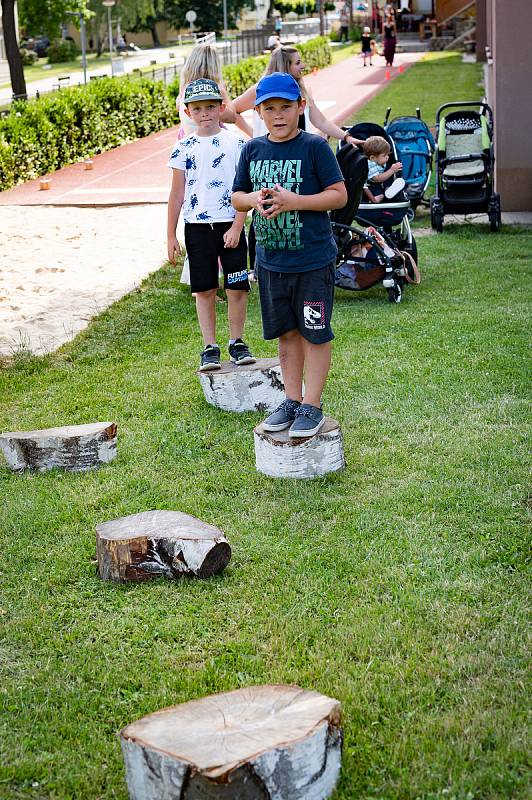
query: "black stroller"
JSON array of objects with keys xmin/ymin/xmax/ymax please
[
  {"xmin": 331, "ymin": 122, "xmax": 420, "ymax": 304},
  {"xmin": 430, "ymin": 101, "xmax": 501, "ymax": 232},
  {"xmin": 384, "ymin": 106, "xmax": 435, "ymax": 211}
]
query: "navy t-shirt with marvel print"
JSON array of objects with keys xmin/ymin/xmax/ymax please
[{"xmin": 232, "ymin": 131, "xmax": 344, "ymax": 273}]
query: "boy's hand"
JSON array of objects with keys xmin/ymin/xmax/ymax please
[
  {"xmin": 223, "ymin": 224, "xmax": 242, "ymax": 249},
  {"xmin": 391, "ymin": 162, "xmax": 403, "ymax": 174},
  {"xmin": 260, "ymin": 184, "xmax": 298, "ymax": 218},
  {"xmin": 167, "ymin": 236, "xmax": 181, "ymax": 264}
]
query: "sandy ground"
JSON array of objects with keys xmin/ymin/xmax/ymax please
[{"xmin": 0, "ymin": 205, "xmax": 184, "ymax": 356}]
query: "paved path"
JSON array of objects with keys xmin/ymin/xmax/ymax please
[{"xmin": 0, "ymin": 51, "xmax": 423, "ymax": 207}]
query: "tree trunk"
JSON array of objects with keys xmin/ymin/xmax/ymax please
[
  {"xmin": 197, "ymin": 358, "xmax": 285, "ymax": 413},
  {"xmin": 0, "ymin": 422, "xmax": 117, "ymax": 472},
  {"xmin": 120, "ymin": 685, "xmax": 342, "ymax": 799},
  {"xmin": 254, "ymin": 417, "xmax": 345, "ymax": 479},
  {"xmin": 318, "ymin": 0, "xmax": 326, "ymax": 36},
  {"xmin": 96, "ymin": 510, "xmax": 231, "ymax": 582},
  {"xmin": 1, "ymin": 0, "xmax": 26, "ymax": 99},
  {"xmin": 149, "ymin": 20, "xmax": 160, "ymax": 47}
]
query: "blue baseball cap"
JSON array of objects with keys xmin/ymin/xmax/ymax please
[{"xmin": 255, "ymin": 72, "xmax": 301, "ymax": 105}]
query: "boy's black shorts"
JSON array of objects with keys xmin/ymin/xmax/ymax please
[
  {"xmin": 256, "ymin": 262, "xmax": 335, "ymax": 344},
  {"xmin": 185, "ymin": 221, "xmax": 249, "ymax": 294}
]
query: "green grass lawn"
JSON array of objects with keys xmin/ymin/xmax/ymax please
[
  {"xmin": 1, "ymin": 50, "xmax": 530, "ymax": 799},
  {"xmin": 1, "ymin": 223, "xmax": 530, "ymax": 799}
]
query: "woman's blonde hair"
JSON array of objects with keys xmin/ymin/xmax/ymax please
[
  {"xmin": 181, "ymin": 44, "xmax": 223, "ymax": 89},
  {"xmin": 265, "ymin": 45, "xmax": 307, "ymax": 99}
]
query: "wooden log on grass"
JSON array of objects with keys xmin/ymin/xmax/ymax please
[
  {"xmin": 0, "ymin": 421, "xmax": 117, "ymax": 472},
  {"xmin": 254, "ymin": 417, "xmax": 345, "ymax": 479},
  {"xmin": 120, "ymin": 684, "xmax": 342, "ymax": 799},
  {"xmin": 96, "ymin": 510, "xmax": 231, "ymax": 582},
  {"xmin": 197, "ymin": 358, "xmax": 285, "ymax": 412}
]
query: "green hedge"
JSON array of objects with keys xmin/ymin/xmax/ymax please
[
  {"xmin": 0, "ymin": 77, "xmax": 175, "ymax": 191},
  {"xmin": 0, "ymin": 36, "xmax": 332, "ymax": 192}
]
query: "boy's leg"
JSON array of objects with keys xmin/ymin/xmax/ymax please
[
  {"xmin": 278, "ymin": 328, "xmax": 305, "ymax": 402},
  {"xmin": 185, "ymin": 222, "xmax": 221, "ymax": 369},
  {"xmin": 195, "ymin": 289, "xmax": 217, "ymax": 345},
  {"xmin": 302, "ymin": 339, "xmax": 331, "ymax": 408},
  {"xmin": 226, "ymin": 289, "xmax": 248, "ymax": 341}
]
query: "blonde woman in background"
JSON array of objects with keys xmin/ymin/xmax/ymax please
[
  {"xmin": 233, "ymin": 45, "xmax": 362, "ymax": 146},
  {"xmin": 177, "ymin": 44, "xmax": 252, "ymax": 138}
]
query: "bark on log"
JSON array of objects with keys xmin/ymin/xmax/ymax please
[
  {"xmin": 0, "ymin": 421, "xmax": 117, "ymax": 472},
  {"xmin": 96, "ymin": 510, "xmax": 231, "ymax": 582},
  {"xmin": 120, "ymin": 684, "xmax": 342, "ymax": 800},
  {"xmin": 197, "ymin": 358, "xmax": 285, "ymax": 413},
  {"xmin": 254, "ymin": 417, "xmax": 345, "ymax": 479}
]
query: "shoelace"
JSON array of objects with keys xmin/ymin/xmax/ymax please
[{"xmin": 295, "ymin": 406, "xmax": 317, "ymax": 419}]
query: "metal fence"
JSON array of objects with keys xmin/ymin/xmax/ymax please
[{"xmin": 5, "ymin": 21, "xmax": 325, "ymax": 108}]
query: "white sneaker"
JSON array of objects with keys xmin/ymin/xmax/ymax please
[{"xmin": 385, "ymin": 177, "xmax": 406, "ymax": 199}]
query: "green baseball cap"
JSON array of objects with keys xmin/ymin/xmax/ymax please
[{"xmin": 183, "ymin": 78, "xmax": 223, "ymax": 104}]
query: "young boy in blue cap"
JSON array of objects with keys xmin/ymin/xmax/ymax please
[
  {"xmin": 167, "ymin": 78, "xmax": 255, "ymax": 372},
  {"xmin": 232, "ymin": 72, "xmax": 347, "ymax": 437}
]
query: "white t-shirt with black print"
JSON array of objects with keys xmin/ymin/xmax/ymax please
[{"xmin": 168, "ymin": 128, "xmax": 246, "ymax": 224}]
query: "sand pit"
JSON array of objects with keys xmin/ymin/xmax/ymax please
[{"xmin": 0, "ymin": 205, "xmax": 184, "ymax": 355}]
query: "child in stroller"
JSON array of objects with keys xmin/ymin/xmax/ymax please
[
  {"xmin": 331, "ymin": 123, "xmax": 420, "ymax": 304},
  {"xmin": 384, "ymin": 106, "xmax": 435, "ymax": 211}
]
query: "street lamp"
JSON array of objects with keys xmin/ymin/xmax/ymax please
[
  {"xmin": 66, "ymin": 11, "xmax": 87, "ymax": 84},
  {"xmin": 102, "ymin": 0, "xmax": 115, "ymax": 56}
]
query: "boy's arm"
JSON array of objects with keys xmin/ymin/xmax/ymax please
[
  {"xmin": 232, "ymin": 189, "xmax": 270, "ymax": 213},
  {"xmin": 261, "ymin": 182, "xmax": 347, "ymax": 218},
  {"xmin": 167, "ymin": 169, "xmax": 185, "ymax": 264},
  {"xmin": 223, "ymin": 211, "xmax": 247, "ymax": 248},
  {"xmin": 371, "ymin": 162, "xmax": 403, "ymax": 183}
]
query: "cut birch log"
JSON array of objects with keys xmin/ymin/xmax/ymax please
[
  {"xmin": 120, "ymin": 684, "xmax": 342, "ymax": 800},
  {"xmin": 0, "ymin": 421, "xmax": 117, "ymax": 472},
  {"xmin": 197, "ymin": 358, "xmax": 285, "ymax": 413},
  {"xmin": 96, "ymin": 510, "xmax": 231, "ymax": 582},
  {"xmin": 254, "ymin": 417, "xmax": 345, "ymax": 479}
]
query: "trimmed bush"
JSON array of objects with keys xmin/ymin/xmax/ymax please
[
  {"xmin": 0, "ymin": 77, "xmax": 175, "ymax": 191},
  {"xmin": 47, "ymin": 39, "xmax": 79, "ymax": 64},
  {"xmin": 0, "ymin": 35, "xmax": 332, "ymax": 191},
  {"xmin": 298, "ymin": 36, "xmax": 332, "ymax": 70},
  {"xmin": 19, "ymin": 47, "xmax": 39, "ymax": 66}
]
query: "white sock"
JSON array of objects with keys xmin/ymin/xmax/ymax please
[{"xmin": 229, "ymin": 339, "xmax": 238, "ymax": 345}]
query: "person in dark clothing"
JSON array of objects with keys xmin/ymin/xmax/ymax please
[
  {"xmin": 383, "ymin": 13, "xmax": 397, "ymax": 67},
  {"xmin": 361, "ymin": 26, "xmax": 373, "ymax": 66}
]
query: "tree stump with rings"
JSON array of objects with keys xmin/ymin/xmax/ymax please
[{"xmin": 253, "ymin": 417, "xmax": 345, "ymax": 479}]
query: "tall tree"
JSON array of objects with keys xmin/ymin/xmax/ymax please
[
  {"xmin": 18, "ymin": 0, "xmax": 86, "ymax": 39},
  {"xmin": 1, "ymin": 0, "xmax": 26, "ymax": 98},
  {"xmin": 159, "ymin": 0, "xmax": 253, "ymax": 37}
]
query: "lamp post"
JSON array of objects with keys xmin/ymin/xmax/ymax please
[
  {"xmin": 102, "ymin": 0, "xmax": 115, "ymax": 56},
  {"xmin": 66, "ymin": 11, "xmax": 87, "ymax": 84},
  {"xmin": 223, "ymin": 0, "xmax": 228, "ymax": 41}
]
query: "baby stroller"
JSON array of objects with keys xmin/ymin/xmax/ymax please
[
  {"xmin": 384, "ymin": 106, "xmax": 435, "ymax": 211},
  {"xmin": 430, "ymin": 101, "xmax": 501, "ymax": 232},
  {"xmin": 331, "ymin": 125, "xmax": 420, "ymax": 304}
]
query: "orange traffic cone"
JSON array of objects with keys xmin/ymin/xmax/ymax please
[
  {"xmin": 385, "ymin": 68, "xmax": 391, "ymax": 80},
  {"xmin": 398, "ymin": 64, "xmax": 404, "ymax": 73}
]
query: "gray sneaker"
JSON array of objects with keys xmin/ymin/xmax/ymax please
[
  {"xmin": 289, "ymin": 403, "xmax": 325, "ymax": 438},
  {"xmin": 262, "ymin": 399, "xmax": 301, "ymax": 432}
]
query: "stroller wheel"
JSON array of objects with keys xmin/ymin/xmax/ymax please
[
  {"xmin": 387, "ymin": 283, "xmax": 402, "ymax": 304},
  {"xmin": 430, "ymin": 198, "xmax": 444, "ymax": 232},
  {"xmin": 488, "ymin": 193, "xmax": 502, "ymax": 233},
  {"xmin": 406, "ymin": 206, "xmax": 415, "ymax": 222}
]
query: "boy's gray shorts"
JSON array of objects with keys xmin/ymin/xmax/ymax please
[{"xmin": 256, "ymin": 262, "xmax": 335, "ymax": 344}]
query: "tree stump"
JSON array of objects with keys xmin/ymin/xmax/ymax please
[
  {"xmin": 96, "ymin": 510, "xmax": 231, "ymax": 583},
  {"xmin": 197, "ymin": 358, "xmax": 285, "ymax": 413},
  {"xmin": 0, "ymin": 421, "xmax": 117, "ymax": 472},
  {"xmin": 254, "ymin": 418, "xmax": 345, "ymax": 479},
  {"xmin": 120, "ymin": 684, "xmax": 342, "ymax": 800}
]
